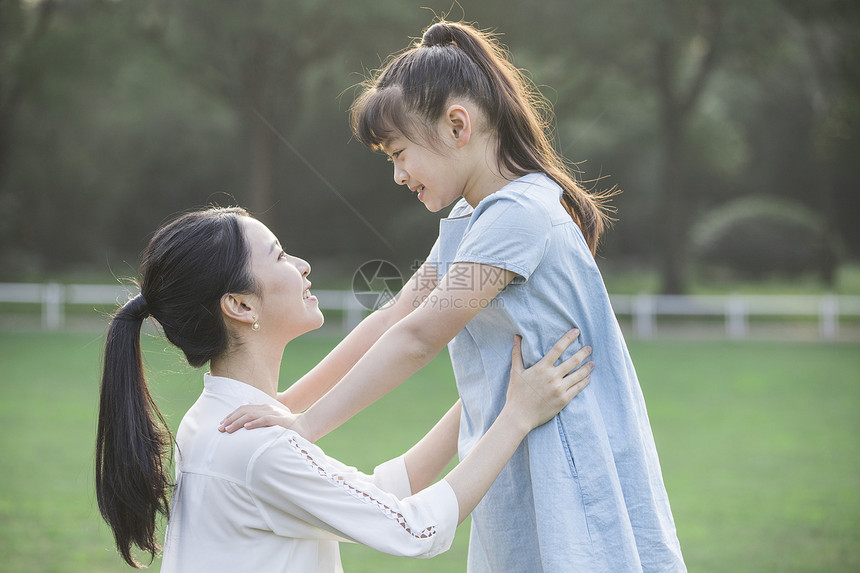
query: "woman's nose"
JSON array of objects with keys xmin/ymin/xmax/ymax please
[
  {"xmin": 297, "ymin": 257, "xmax": 311, "ymax": 277},
  {"xmin": 393, "ymin": 165, "xmax": 407, "ymax": 186}
]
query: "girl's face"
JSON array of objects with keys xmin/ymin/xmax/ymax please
[
  {"xmin": 240, "ymin": 217, "xmax": 323, "ymax": 340},
  {"xmin": 384, "ymin": 128, "xmax": 467, "ymax": 213}
]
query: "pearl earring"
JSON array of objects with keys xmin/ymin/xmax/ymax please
[{"xmin": 252, "ymin": 315, "xmax": 260, "ymax": 331}]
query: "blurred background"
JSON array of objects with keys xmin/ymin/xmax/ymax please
[
  {"xmin": 1, "ymin": 0, "xmax": 858, "ymax": 294},
  {"xmin": 1, "ymin": 1, "xmax": 859, "ymax": 572}
]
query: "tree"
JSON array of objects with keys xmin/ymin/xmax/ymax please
[
  {"xmin": 0, "ymin": 0, "xmax": 56, "ymax": 189},
  {"xmin": 0, "ymin": 0, "xmax": 246, "ymax": 277},
  {"xmin": 782, "ymin": 0, "xmax": 860, "ymax": 260},
  {"xmin": 137, "ymin": 0, "xmax": 418, "ymax": 225},
  {"xmin": 503, "ymin": 0, "xmax": 787, "ymax": 293}
]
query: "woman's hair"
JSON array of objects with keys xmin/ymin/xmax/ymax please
[
  {"xmin": 351, "ymin": 20, "xmax": 615, "ymax": 254},
  {"xmin": 95, "ymin": 206, "xmax": 258, "ymax": 567}
]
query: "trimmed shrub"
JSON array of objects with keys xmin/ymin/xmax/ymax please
[{"xmin": 691, "ymin": 196, "xmax": 838, "ymax": 284}]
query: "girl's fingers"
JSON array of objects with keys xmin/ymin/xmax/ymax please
[
  {"xmin": 218, "ymin": 412, "xmax": 239, "ymax": 431},
  {"xmin": 219, "ymin": 404, "xmax": 291, "ymax": 433},
  {"xmin": 559, "ymin": 345, "xmax": 593, "ymax": 374},
  {"xmin": 221, "ymin": 414, "xmax": 249, "ymax": 433},
  {"xmin": 244, "ymin": 416, "xmax": 271, "ymax": 430},
  {"xmin": 219, "ymin": 406, "xmax": 251, "ymax": 428},
  {"xmin": 222, "ymin": 408, "xmax": 263, "ymax": 433},
  {"xmin": 225, "ymin": 413, "xmax": 267, "ymax": 433},
  {"xmin": 541, "ymin": 328, "xmax": 580, "ymax": 366}
]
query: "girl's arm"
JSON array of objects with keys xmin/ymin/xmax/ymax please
[
  {"xmin": 295, "ymin": 262, "xmax": 516, "ymax": 442},
  {"xmin": 402, "ymin": 400, "xmax": 461, "ymax": 494},
  {"xmin": 223, "ymin": 333, "xmax": 593, "ymax": 525},
  {"xmin": 277, "ymin": 262, "xmax": 439, "ymax": 412}
]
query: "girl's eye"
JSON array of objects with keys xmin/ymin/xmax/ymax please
[
  {"xmin": 278, "ymin": 251, "xmax": 287, "ymax": 260},
  {"xmin": 387, "ymin": 150, "xmax": 402, "ymax": 162}
]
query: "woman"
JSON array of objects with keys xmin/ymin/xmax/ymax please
[{"xmin": 95, "ymin": 206, "xmax": 593, "ymax": 570}]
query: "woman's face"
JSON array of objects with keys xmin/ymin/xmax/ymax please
[{"xmin": 240, "ymin": 217, "xmax": 324, "ymax": 340}]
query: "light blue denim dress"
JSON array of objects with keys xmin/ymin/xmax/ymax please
[{"xmin": 426, "ymin": 173, "xmax": 686, "ymax": 572}]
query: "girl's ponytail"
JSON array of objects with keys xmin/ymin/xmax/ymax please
[
  {"xmin": 354, "ymin": 20, "xmax": 616, "ymax": 254},
  {"xmin": 95, "ymin": 293, "xmax": 172, "ymax": 568}
]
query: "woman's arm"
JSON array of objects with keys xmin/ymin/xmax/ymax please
[
  {"xmin": 277, "ymin": 262, "xmax": 439, "ymax": 412},
  {"xmin": 445, "ymin": 331, "xmax": 591, "ymax": 523},
  {"xmin": 294, "ymin": 262, "xmax": 516, "ymax": 442},
  {"xmin": 223, "ymin": 332, "xmax": 593, "ymax": 527},
  {"xmin": 401, "ymin": 331, "xmax": 594, "ymax": 521}
]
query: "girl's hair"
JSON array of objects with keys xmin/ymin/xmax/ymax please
[
  {"xmin": 351, "ymin": 20, "xmax": 614, "ymax": 254},
  {"xmin": 95, "ymin": 206, "xmax": 258, "ymax": 567}
]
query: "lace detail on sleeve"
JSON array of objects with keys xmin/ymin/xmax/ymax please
[{"xmin": 287, "ymin": 436, "xmax": 437, "ymax": 539}]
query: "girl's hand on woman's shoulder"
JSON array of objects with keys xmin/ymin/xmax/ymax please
[{"xmin": 218, "ymin": 404, "xmax": 297, "ymax": 433}]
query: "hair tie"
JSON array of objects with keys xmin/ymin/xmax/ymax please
[
  {"xmin": 118, "ymin": 293, "xmax": 150, "ymax": 322},
  {"xmin": 421, "ymin": 22, "xmax": 456, "ymax": 48}
]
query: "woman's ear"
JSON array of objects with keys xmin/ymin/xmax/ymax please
[
  {"xmin": 220, "ymin": 293, "xmax": 256, "ymax": 326},
  {"xmin": 445, "ymin": 105, "xmax": 472, "ymax": 148}
]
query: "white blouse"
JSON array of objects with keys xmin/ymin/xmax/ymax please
[{"xmin": 160, "ymin": 375, "xmax": 458, "ymax": 572}]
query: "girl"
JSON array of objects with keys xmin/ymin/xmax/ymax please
[
  {"xmin": 224, "ymin": 20, "xmax": 685, "ymax": 572},
  {"xmin": 95, "ymin": 206, "xmax": 592, "ymax": 571}
]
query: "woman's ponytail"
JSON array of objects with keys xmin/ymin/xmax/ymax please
[
  {"xmin": 94, "ymin": 206, "xmax": 257, "ymax": 567},
  {"xmin": 95, "ymin": 293, "xmax": 172, "ymax": 568}
]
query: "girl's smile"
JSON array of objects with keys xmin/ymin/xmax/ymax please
[
  {"xmin": 383, "ymin": 104, "xmax": 519, "ymax": 212},
  {"xmin": 386, "ymin": 136, "xmax": 464, "ymax": 213}
]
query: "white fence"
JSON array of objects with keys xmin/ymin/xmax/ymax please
[
  {"xmin": 0, "ymin": 283, "xmax": 370, "ymax": 333},
  {"xmin": 2, "ymin": 282, "xmax": 860, "ymax": 340},
  {"xmin": 609, "ymin": 293, "xmax": 860, "ymax": 340}
]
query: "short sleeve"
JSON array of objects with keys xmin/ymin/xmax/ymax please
[
  {"xmin": 454, "ymin": 190, "xmax": 552, "ymax": 284},
  {"xmin": 247, "ymin": 432, "xmax": 458, "ymax": 559}
]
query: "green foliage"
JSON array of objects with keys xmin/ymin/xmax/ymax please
[
  {"xmin": 1, "ymin": 0, "xmax": 859, "ymax": 287},
  {"xmin": 0, "ymin": 1, "xmax": 244, "ymax": 279},
  {"xmin": 691, "ymin": 196, "xmax": 839, "ymax": 283}
]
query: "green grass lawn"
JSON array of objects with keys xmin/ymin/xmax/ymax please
[{"xmin": 0, "ymin": 331, "xmax": 858, "ymax": 572}]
